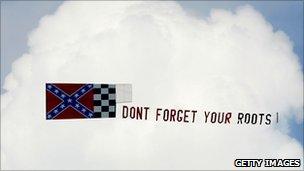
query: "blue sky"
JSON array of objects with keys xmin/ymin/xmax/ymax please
[{"xmin": 1, "ymin": 1, "xmax": 303, "ymax": 145}]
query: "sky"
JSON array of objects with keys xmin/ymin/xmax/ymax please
[
  {"xmin": 1, "ymin": 1, "xmax": 303, "ymax": 170},
  {"xmin": 2, "ymin": 0, "xmax": 303, "ymax": 147}
]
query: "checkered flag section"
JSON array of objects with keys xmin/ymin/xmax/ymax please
[{"xmin": 93, "ymin": 84, "xmax": 116, "ymax": 118}]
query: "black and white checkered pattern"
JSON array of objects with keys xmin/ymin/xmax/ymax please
[{"xmin": 93, "ymin": 84, "xmax": 116, "ymax": 118}]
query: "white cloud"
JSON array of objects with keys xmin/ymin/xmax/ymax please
[{"xmin": 1, "ymin": 1, "xmax": 303, "ymax": 170}]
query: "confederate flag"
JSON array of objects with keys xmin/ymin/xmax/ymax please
[{"xmin": 46, "ymin": 83, "xmax": 116, "ymax": 120}]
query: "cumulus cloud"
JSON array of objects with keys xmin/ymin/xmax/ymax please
[{"xmin": 1, "ymin": 1, "xmax": 303, "ymax": 169}]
